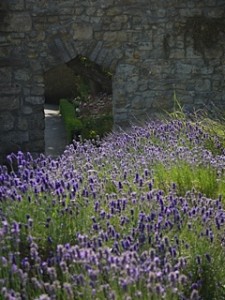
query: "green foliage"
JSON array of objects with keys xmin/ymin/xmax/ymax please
[
  {"xmin": 80, "ymin": 115, "xmax": 113, "ymax": 139},
  {"xmin": 200, "ymin": 117, "xmax": 225, "ymax": 155},
  {"xmin": 165, "ymin": 91, "xmax": 186, "ymax": 120},
  {"xmin": 75, "ymin": 75, "xmax": 91, "ymax": 100},
  {"xmin": 153, "ymin": 161, "xmax": 225, "ymax": 198},
  {"xmin": 60, "ymin": 98, "xmax": 113, "ymax": 142},
  {"xmin": 179, "ymin": 214, "xmax": 225, "ymax": 300},
  {"xmin": 167, "ymin": 92, "xmax": 225, "ymax": 156},
  {"xmin": 59, "ymin": 99, "xmax": 82, "ymax": 141}
]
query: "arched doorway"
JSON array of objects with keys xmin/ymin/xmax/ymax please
[{"xmin": 43, "ymin": 55, "xmax": 113, "ymax": 156}]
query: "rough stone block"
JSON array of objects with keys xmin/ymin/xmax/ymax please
[
  {"xmin": 25, "ymin": 96, "xmax": 45, "ymax": 105},
  {"xmin": 0, "ymin": 112, "xmax": 15, "ymax": 131},
  {"xmin": 0, "ymin": 67, "xmax": 12, "ymax": 82},
  {"xmin": 32, "ymin": 86, "xmax": 45, "ymax": 96},
  {"xmin": 2, "ymin": 131, "xmax": 29, "ymax": 145},
  {"xmin": 22, "ymin": 106, "xmax": 33, "ymax": 115},
  {"xmin": 30, "ymin": 130, "xmax": 44, "ymax": 141},
  {"xmin": 212, "ymin": 80, "xmax": 224, "ymax": 91},
  {"xmin": 28, "ymin": 112, "xmax": 45, "ymax": 130},
  {"xmin": 73, "ymin": 23, "xmax": 93, "ymax": 40},
  {"xmin": 105, "ymin": 7, "xmax": 122, "ymax": 16},
  {"xmin": 195, "ymin": 79, "xmax": 211, "ymax": 92},
  {"xmin": 53, "ymin": 37, "xmax": 71, "ymax": 62},
  {"xmin": 131, "ymin": 95, "xmax": 146, "ymax": 110},
  {"xmin": 126, "ymin": 76, "xmax": 139, "ymax": 93},
  {"xmin": 0, "ymin": 97, "xmax": 20, "ymax": 110},
  {"xmin": 29, "ymin": 140, "xmax": 45, "ymax": 153},
  {"xmin": 139, "ymin": 42, "xmax": 153, "ymax": 51},
  {"xmin": 109, "ymin": 22, "xmax": 122, "ymax": 31},
  {"xmin": 4, "ymin": 13, "xmax": 32, "ymax": 32},
  {"xmin": 175, "ymin": 62, "xmax": 193, "ymax": 74},
  {"xmin": 17, "ymin": 117, "xmax": 28, "ymax": 131},
  {"xmin": 89, "ymin": 41, "xmax": 104, "ymax": 61},
  {"xmin": 7, "ymin": 0, "xmax": 25, "ymax": 10},
  {"xmin": 103, "ymin": 31, "xmax": 117, "ymax": 42},
  {"xmin": 14, "ymin": 70, "xmax": 31, "ymax": 81}
]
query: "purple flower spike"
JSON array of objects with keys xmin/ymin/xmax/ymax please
[
  {"xmin": 190, "ymin": 289, "xmax": 200, "ymax": 300},
  {"xmin": 168, "ymin": 271, "xmax": 178, "ymax": 284},
  {"xmin": 63, "ymin": 283, "xmax": 74, "ymax": 299},
  {"xmin": 11, "ymin": 221, "xmax": 20, "ymax": 234},
  {"xmin": 196, "ymin": 255, "xmax": 201, "ymax": 265},
  {"xmin": 155, "ymin": 283, "xmax": 164, "ymax": 295}
]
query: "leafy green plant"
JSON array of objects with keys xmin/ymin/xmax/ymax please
[
  {"xmin": 59, "ymin": 99, "xmax": 82, "ymax": 141},
  {"xmin": 153, "ymin": 161, "xmax": 225, "ymax": 198},
  {"xmin": 81, "ymin": 115, "xmax": 113, "ymax": 140},
  {"xmin": 60, "ymin": 98, "xmax": 113, "ymax": 142},
  {"xmin": 75, "ymin": 75, "xmax": 91, "ymax": 101}
]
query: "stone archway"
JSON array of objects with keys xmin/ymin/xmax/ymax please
[
  {"xmin": 43, "ymin": 55, "xmax": 113, "ymax": 155},
  {"xmin": 41, "ymin": 38, "xmax": 121, "ymax": 154}
]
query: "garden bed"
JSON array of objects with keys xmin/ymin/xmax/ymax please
[{"xmin": 1, "ymin": 115, "xmax": 225, "ymax": 299}]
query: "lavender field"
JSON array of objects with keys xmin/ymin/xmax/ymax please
[{"xmin": 1, "ymin": 118, "xmax": 225, "ymax": 299}]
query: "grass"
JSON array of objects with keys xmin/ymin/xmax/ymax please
[
  {"xmin": 153, "ymin": 161, "xmax": 225, "ymax": 198},
  {"xmin": 1, "ymin": 113, "xmax": 225, "ymax": 299}
]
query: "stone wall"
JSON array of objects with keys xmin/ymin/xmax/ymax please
[{"xmin": 0, "ymin": 0, "xmax": 225, "ymax": 163}]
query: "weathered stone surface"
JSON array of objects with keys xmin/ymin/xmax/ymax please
[
  {"xmin": 195, "ymin": 79, "xmax": 211, "ymax": 92},
  {"xmin": 22, "ymin": 105, "xmax": 33, "ymax": 115},
  {"xmin": 131, "ymin": 95, "xmax": 146, "ymax": 110},
  {"xmin": 0, "ymin": 67, "xmax": 12, "ymax": 82},
  {"xmin": 29, "ymin": 139, "xmax": 45, "ymax": 153},
  {"xmin": 7, "ymin": 0, "xmax": 25, "ymax": 10},
  {"xmin": 1, "ymin": 131, "xmax": 29, "ymax": 145},
  {"xmin": 0, "ymin": 0, "xmax": 225, "ymax": 161},
  {"xmin": 25, "ymin": 96, "xmax": 45, "ymax": 105},
  {"xmin": 175, "ymin": 62, "xmax": 193, "ymax": 74},
  {"xmin": 17, "ymin": 117, "xmax": 28, "ymax": 131},
  {"xmin": 0, "ymin": 112, "xmax": 15, "ymax": 131},
  {"xmin": 1, "ymin": 97, "xmax": 20, "ymax": 110},
  {"xmin": 14, "ymin": 70, "xmax": 31, "ymax": 81},
  {"xmin": 73, "ymin": 23, "xmax": 93, "ymax": 40},
  {"xmin": 27, "ymin": 112, "xmax": 45, "ymax": 130},
  {"xmin": 5, "ymin": 13, "xmax": 32, "ymax": 32}
]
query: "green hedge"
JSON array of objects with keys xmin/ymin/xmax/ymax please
[
  {"xmin": 59, "ymin": 99, "xmax": 113, "ymax": 142},
  {"xmin": 80, "ymin": 114, "xmax": 113, "ymax": 139},
  {"xmin": 59, "ymin": 99, "xmax": 82, "ymax": 142}
]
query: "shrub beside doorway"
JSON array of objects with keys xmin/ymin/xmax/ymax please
[{"xmin": 59, "ymin": 97, "xmax": 113, "ymax": 143}]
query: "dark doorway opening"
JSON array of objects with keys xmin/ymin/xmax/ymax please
[{"xmin": 44, "ymin": 56, "xmax": 113, "ymax": 148}]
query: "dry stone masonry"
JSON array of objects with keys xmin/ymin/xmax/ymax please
[{"xmin": 0, "ymin": 0, "xmax": 225, "ymax": 163}]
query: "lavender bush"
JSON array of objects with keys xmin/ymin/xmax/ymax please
[{"xmin": 0, "ymin": 118, "xmax": 225, "ymax": 299}]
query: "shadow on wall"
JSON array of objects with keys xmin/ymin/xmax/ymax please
[
  {"xmin": 44, "ymin": 56, "xmax": 112, "ymax": 105},
  {"xmin": 0, "ymin": 1, "xmax": 8, "ymax": 30},
  {"xmin": 44, "ymin": 64, "xmax": 78, "ymax": 105}
]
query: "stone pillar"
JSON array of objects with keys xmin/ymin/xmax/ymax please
[
  {"xmin": 0, "ymin": 85, "xmax": 23, "ymax": 164},
  {"xmin": 21, "ymin": 79, "xmax": 45, "ymax": 157},
  {"xmin": 0, "ymin": 1, "xmax": 45, "ymax": 164}
]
